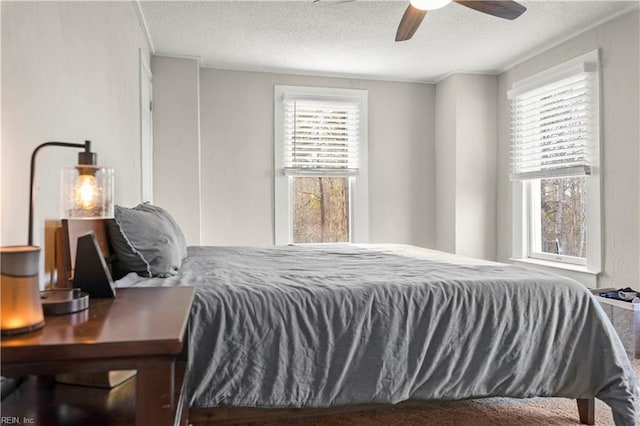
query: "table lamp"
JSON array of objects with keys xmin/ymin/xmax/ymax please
[
  {"xmin": 1, "ymin": 140, "xmax": 114, "ymax": 334},
  {"xmin": 29, "ymin": 140, "xmax": 114, "ymax": 245},
  {"xmin": 39, "ymin": 141, "xmax": 113, "ymax": 314}
]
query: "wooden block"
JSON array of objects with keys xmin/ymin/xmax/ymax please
[{"xmin": 55, "ymin": 370, "xmax": 136, "ymax": 389}]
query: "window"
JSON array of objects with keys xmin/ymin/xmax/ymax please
[
  {"xmin": 274, "ymin": 86, "xmax": 368, "ymax": 244},
  {"xmin": 532, "ymin": 176, "xmax": 587, "ymax": 260},
  {"xmin": 509, "ymin": 50, "xmax": 601, "ymax": 279}
]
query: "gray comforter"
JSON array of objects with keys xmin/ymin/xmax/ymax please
[{"xmin": 124, "ymin": 244, "xmax": 638, "ymax": 425}]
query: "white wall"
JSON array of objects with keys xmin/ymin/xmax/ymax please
[
  {"xmin": 496, "ymin": 9, "xmax": 640, "ymax": 288},
  {"xmin": 434, "ymin": 77, "xmax": 457, "ymax": 254},
  {"xmin": 196, "ymin": 68, "xmax": 435, "ymax": 246},
  {"xmin": 435, "ymin": 74, "xmax": 497, "ymax": 260},
  {"xmin": 456, "ymin": 75, "xmax": 497, "ymax": 260},
  {"xmin": 1, "ymin": 1, "xmax": 151, "ymax": 246},
  {"xmin": 150, "ymin": 56, "xmax": 201, "ymax": 245}
]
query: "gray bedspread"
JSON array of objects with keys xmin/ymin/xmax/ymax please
[{"xmin": 124, "ymin": 244, "xmax": 638, "ymax": 425}]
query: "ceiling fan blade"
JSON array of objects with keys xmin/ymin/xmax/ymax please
[
  {"xmin": 454, "ymin": 0, "xmax": 526, "ymax": 20},
  {"xmin": 395, "ymin": 4, "xmax": 428, "ymax": 42}
]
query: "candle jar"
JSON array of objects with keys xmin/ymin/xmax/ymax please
[{"xmin": 1, "ymin": 246, "xmax": 45, "ymax": 335}]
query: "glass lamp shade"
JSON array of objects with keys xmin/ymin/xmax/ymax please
[
  {"xmin": 1, "ymin": 246, "xmax": 45, "ymax": 336},
  {"xmin": 61, "ymin": 165, "xmax": 114, "ymax": 218}
]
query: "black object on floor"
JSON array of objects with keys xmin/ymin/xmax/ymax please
[{"xmin": 599, "ymin": 287, "xmax": 638, "ymax": 302}]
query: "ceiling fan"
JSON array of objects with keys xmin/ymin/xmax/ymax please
[{"xmin": 396, "ymin": 0, "xmax": 527, "ymax": 41}]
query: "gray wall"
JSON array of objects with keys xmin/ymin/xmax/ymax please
[
  {"xmin": 434, "ymin": 77, "xmax": 457, "ymax": 254},
  {"xmin": 197, "ymin": 69, "xmax": 436, "ymax": 246},
  {"xmin": 456, "ymin": 75, "xmax": 497, "ymax": 260},
  {"xmin": 435, "ymin": 74, "xmax": 497, "ymax": 260},
  {"xmin": 1, "ymin": 1, "xmax": 151, "ymax": 246},
  {"xmin": 496, "ymin": 9, "xmax": 640, "ymax": 288},
  {"xmin": 151, "ymin": 56, "xmax": 202, "ymax": 245}
]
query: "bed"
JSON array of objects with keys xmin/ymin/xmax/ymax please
[{"xmin": 61, "ymin": 219, "xmax": 638, "ymax": 425}]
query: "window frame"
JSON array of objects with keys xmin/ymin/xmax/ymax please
[
  {"xmin": 274, "ymin": 85, "xmax": 369, "ymax": 245},
  {"xmin": 509, "ymin": 50, "xmax": 602, "ymax": 284},
  {"xmin": 526, "ymin": 177, "xmax": 588, "ymax": 266}
]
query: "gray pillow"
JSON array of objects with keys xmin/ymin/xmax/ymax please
[{"xmin": 108, "ymin": 203, "xmax": 187, "ymax": 277}]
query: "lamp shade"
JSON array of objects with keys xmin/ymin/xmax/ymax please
[
  {"xmin": 61, "ymin": 165, "xmax": 114, "ymax": 218},
  {"xmin": 1, "ymin": 246, "xmax": 45, "ymax": 335}
]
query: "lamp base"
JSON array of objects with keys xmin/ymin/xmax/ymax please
[
  {"xmin": 41, "ymin": 289, "xmax": 89, "ymax": 316},
  {"xmin": 1, "ymin": 320, "xmax": 45, "ymax": 336}
]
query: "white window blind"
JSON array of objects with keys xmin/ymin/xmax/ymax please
[
  {"xmin": 283, "ymin": 98, "xmax": 360, "ymax": 176},
  {"xmin": 509, "ymin": 64, "xmax": 597, "ymax": 180}
]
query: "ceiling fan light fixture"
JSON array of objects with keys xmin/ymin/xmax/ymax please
[{"xmin": 409, "ymin": 0, "xmax": 452, "ymax": 11}]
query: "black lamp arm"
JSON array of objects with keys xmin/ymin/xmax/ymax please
[{"xmin": 28, "ymin": 141, "xmax": 92, "ymax": 246}]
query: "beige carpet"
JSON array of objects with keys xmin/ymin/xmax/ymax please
[{"xmin": 253, "ymin": 360, "xmax": 639, "ymax": 426}]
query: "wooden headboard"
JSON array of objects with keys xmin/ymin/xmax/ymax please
[{"xmin": 56, "ymin": 219, "xmax": 113, "ymax": 288}]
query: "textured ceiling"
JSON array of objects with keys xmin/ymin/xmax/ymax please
[{"xmin": 139, "ymin": 1, "xmax": 637, "ymax": 82}]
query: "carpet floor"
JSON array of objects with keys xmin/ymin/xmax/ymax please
[{"xmin": 250, "ymin": 360, "xmax": 639, "ymax": 426}]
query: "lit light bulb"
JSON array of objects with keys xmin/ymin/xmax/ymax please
[
  {"xmin": 74, "ymin": 174, "xmax": 98, "ymax": 210},
  {"xmin": 62, "ymin": 165, "xmax": 113, "ymax": 218},
  {"xmin": 410, "ymin": 0, "xmax": 451, "ymax": 10}
]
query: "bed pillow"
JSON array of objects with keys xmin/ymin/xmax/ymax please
[{"xmin": 108, "ymin": 203, "xmax": 187, "ymax": 278}]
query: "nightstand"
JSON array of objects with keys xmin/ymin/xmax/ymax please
[{"xmin": 1, "ymin": 287, "xmax": 195, "ymax": 426}]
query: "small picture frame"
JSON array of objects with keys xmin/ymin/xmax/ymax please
[{"xmin": 73, "ymin": 232, "xmax": 115, "ymax": 298}]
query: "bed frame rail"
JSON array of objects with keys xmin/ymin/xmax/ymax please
[{"xmin": 189, "ymin": 397, "xmax": 595, "ymax": 425}]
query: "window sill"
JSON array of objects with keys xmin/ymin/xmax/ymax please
[{"xmin": 510, "ymin": 257, "xmax": 599, "ymax": 288}]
